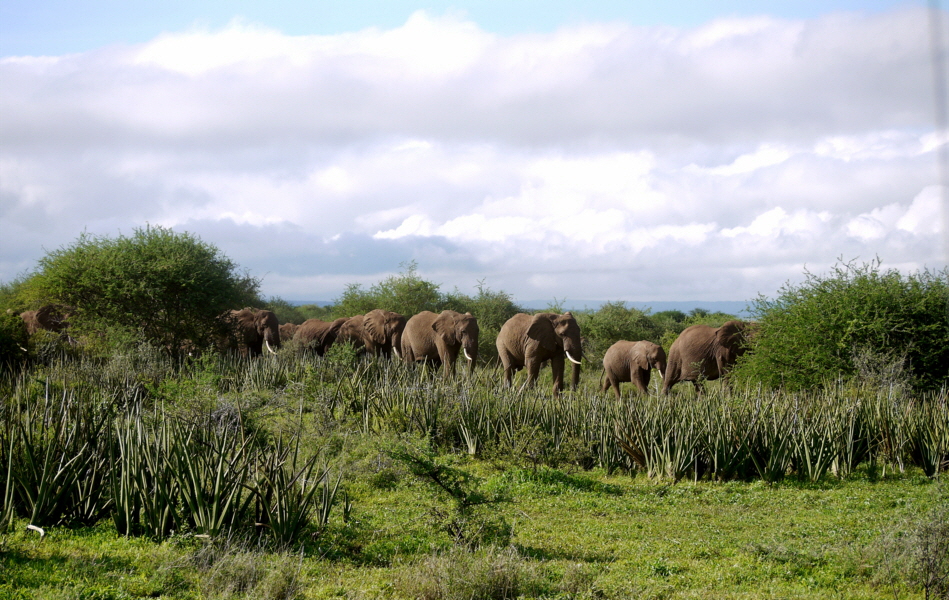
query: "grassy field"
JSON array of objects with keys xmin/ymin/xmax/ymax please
[{"xmin": 1, "ymin": 347, "xmax": 947, "ymax": 599}]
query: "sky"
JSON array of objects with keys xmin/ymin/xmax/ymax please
[{"xmin": 1, "ymin": 1, "xmax": 947, "ymax": 306}]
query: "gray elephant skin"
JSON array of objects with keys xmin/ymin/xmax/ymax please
[
  {"xmin": 401, "ymin": 310, "xmax": 479, "ymax": 377},
  {"xmin": 362, "ymin": 309, "xmax": 407, "ymax": 359},
  {"xmin": 279, "ymin": 322, "xmax": 298, "ymax": 343},
  {"xmin": 496, "ymin": 312, "xmax": 582, "ymax": 394},
  {"xmin": 226, "ymin": 308, "xmax": 281, "ymax": 357},
  {"xmin": 662, "ymin": 320, "xmax": 749, "ymax": 394},
  {"xmin": 294, "ymin": 317, "xmax": 347, "ymax": 356},
  {"xmin": 602, "ymin": 340, "xmax": 667, "ymax": 398}
]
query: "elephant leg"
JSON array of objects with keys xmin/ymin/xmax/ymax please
[
  {"xmin": 525, "ymin": 358, "xmax": 541, "ymax": 389},
  {"xmin": 633, "ymin": 369, "xmax": 650, "ymax": 393},
  {"xmin": 499, "ymin": 353, "xmax": 514, "ymax": 387},
  {"xmin": 550, "ymin": 356, "xmax": 565, "ymax": 395}
]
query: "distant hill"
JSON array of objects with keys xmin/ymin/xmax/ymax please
[
  {"xmin": 291, "ymin": 299, "xmax": 753, "ymax": 317},
  {"xmin": 519, "ymin": 300, "xmax": 752, "ymax": 317}
]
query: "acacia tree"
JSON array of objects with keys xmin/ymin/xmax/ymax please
[
  {"xmin": 29, "ymin": 226, "xmax": 261, "ymax": 355},
  {"xmin": 735, "ymin": 258, "xmax": 949, "ymax": 392}
]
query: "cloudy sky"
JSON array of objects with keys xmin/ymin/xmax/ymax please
[{"xmin": 1, "ymin": 1, "xmax": 947, "ymax": 306}]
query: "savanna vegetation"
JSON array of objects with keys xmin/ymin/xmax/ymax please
[{"xmin": 1, "ymin": 230, "xmax": 947, "ymax": 599}]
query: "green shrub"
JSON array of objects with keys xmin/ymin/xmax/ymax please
[
  {"xmin": 0, "ymin": 312, "xmax": 28, "ymax": 371},
  {"xmin": 27, "ymin": 226, "xmax": 261, "ymax": 357},
  {"xmin": 735, "ymin": 259, "xmax": 949, "ymax": 391}
]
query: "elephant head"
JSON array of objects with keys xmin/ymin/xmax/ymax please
[
  {"xmin": 279, "ymin": 322, "xmax": 298, "ymax": 343},
  {"xmin": 229, "ymin": 308, "xmax": 281, "ymax": 357},
  {"xmin": 662, "ymin": 320, "xmax": 749, "ymax": 394},
  {"xmin": 433, "ymin": 310, "xmax": 479, "ymax": 374},
  {"xmin": 529, "ymin": 312, "xmax": 583, "ymax": 367},
  {"xmin": 363, "ymin": 309, "xmax": 407, "ymax": 359}
]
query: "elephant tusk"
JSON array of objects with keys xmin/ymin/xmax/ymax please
[
  {"xmin": 463, "ymin": 348, "xmax": 473, "ymax": 361},
  {"xmin": 265, "ymin": 339, "xmax": 277, "ymax": 355},
  {"xmin": 657, "ymin": 369, "xmax": 664, "ymax": 380},
  {"xmin": 566, "ymin": 351, "xmax": 582, "ymax": 365},
  {"xmin": 393, "ymin": 346, "xmax": 401, "ymax": 359}
]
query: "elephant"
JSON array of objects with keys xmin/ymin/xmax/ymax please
[
  {"xmin": 20, "ymin": 304, "xmax": 72, "ymax": 336},
  {"xmin": 496, "ymin": 312, "xmax": 582, "ymax": 395},
  {"xmin": 362, "ymin": 309, "xmax": 407, "ymax": 359},
  {"xmin": 225, "ymin": 308, "xmax": 281, "ymax": 357},
  {"xmin": 294, "ymin": 318, "xmax": 348, "ymax": 356},
  {"xmin": 662, "ymin": 320, "xmax": 749, "ymax": 394},
  {"xmin": 401, "ymin": 310, "xmax": 479, "ymax": 377},
  {"xmin": 279, "ymin": 323, "xmax": 298, "ymax": 343},
  {"xmin": 601, "ymin": 340, "xmax": 667, "ymax": 399},
  {"xmin": 335, "ymin": 315, "xmax": 366, "ymax": 350}
]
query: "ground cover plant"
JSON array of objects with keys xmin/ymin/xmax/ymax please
[{"xmin": 1, "ymin": 345, "xmax": 947, "ymax": 599}]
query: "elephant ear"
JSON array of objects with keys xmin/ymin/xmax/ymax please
[
  {"xmin": 716, "ymin": 321, "xmax": 747, "ymax": 357},
  {"xmin": 527, "ymin": 314, "xmax": 558, "ymax": 353},
  {"xmin": 331, "ymin": 318, "xmax": 348, "ymax": 334},
  {"xmin": 363, "ymin": 312, "xmax": 388, "ymax": 345},
  {"xmin": 432, "ymin": 311, "xmax": 458, "ymax": 345}
]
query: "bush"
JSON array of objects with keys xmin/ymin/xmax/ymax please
[
  {"xmin": 27, "ymin": 226, "xmax": 261, "ymax": 356},
  {"xmin": 333, "ymin": 261, "xmax": 444, "ymax": 318},
  {"xmin": 0, "ymin": 312, "xmax": 29, "ymax": 372},
  {"xmin": 735, "ymin": 259, "xmax": 949, "ymax": 391}
]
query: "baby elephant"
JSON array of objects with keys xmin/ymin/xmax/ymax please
[{"xmin": 601, "ymin": 340, "xmax": 667, "ymax": 399}]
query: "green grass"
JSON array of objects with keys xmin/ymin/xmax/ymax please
[
  {"xmin": 1, "ymin": 466, "xmax": 942, "ymax": 599},
  {"xmin": 1, "ymin": 349, "xmax": 946, "ymax": 599}
]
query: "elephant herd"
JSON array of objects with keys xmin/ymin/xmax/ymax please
[
  {"xmin": 17, "ymin": 303, "xmax": 750, "ymax": 396},
  {"xmin": 255, "ymin": 307, "xmax": 750, "ymax": 396}
]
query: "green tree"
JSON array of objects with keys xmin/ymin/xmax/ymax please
[
  {"xmin": 333, "ymin": 261, "xmax": 444, "ymax": 317},
  {"xmin": 29, "ymin": 226, "xmax": 261, "ymax": 355},
  {"xmin": 735, "ymin": 258, "xmax": 949, "ymax": 391}
]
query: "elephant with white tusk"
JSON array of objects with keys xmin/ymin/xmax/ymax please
[
  {"xmin": 496, "ymin": 312, "xmax": 582, "ymax": 395},
  {"xmin": 224, "ymin": 308, "xmax": 281, "ymax": 357},
  {"xmin": 601, "ymin": 340, "xmax": 666, "ymax": 399},
  {"xmin": 401, "ymin": 310, "xmax": 479, "ymax": 377}
]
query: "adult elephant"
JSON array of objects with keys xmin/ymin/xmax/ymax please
[
  {"xmin": 601, "ymin": 340, "xmax": 666, "ymax": 399},
  {"xmin": 279, "ymin": 323, "xmax": 298, "ymax": 343},
  {"xmin": 401, "ymin": 310, "xmax": 479, "ymax": 377},
  {"xmin": 496, "ymin": 312, "xmax": 582, "ymax": 395},
  {"xmin": 335, "ymin": 315, "xmax": 366, "ymax": 351},
  {"xmin": 226, "ymin": 308, "xmax": 281, "ymax": 357},
  {"xmin": 294, "ymin": 318, "xmax": 348, "ymax": 356},
  {"xmin": 362, "ymin": 309, "xmax": 407, "ymax": 359},
  {"xmin": 662, "ymin": 320, "xmax": 749, "ymax": 394}
]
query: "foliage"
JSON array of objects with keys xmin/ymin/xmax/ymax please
[
  {"xmin": 735, "ymin": 258, "xmax": 949, "ymax": 391},
  {"xmin": 333, "ymin": 261, "xmax": 445, "ymax": 318},
  {"xmin": 26, "ymin": 226, "xmax": 262, "ymax": 356},
  {"xmin": 0, "ymin": 312, "xmax": 29, "ymax": 372},
  {"xmin": 387, "ymin": 440, "xmax": 512, "ymax": 548},
  {"xmin": 264, "ymin": 296, "xmax": 309, "ymax": 325}
]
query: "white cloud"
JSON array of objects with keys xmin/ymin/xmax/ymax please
[{"xmin": 1, "ymin": 6, "xmax": 944, "ymax": 303}]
